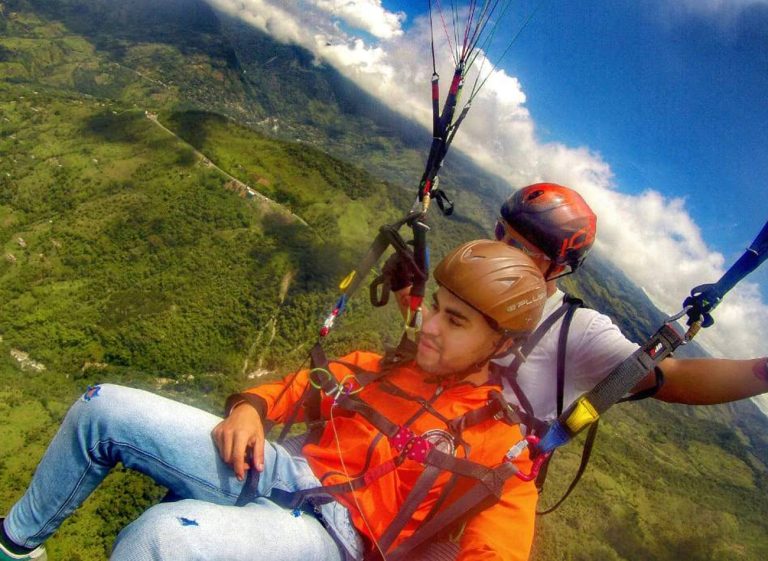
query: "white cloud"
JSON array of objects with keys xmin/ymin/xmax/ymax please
[
  {"xmin": 656, "ymin": 0, "xmax": 768, "ymax": 31},
  {"xmin": 675, "ymin": 0, "xmax": 768, "ymax": 14},
  {"xmin": 204, "ymin": 0, "xmax": 768, "ymax": 360},
  {"xmin": 310, "ymin": 1, "xmax": 405, "ymax": 39},
  {"xmin": 206, "ymin": 0, "xmax": 403, "ymax": 47},
  {"xmin": 207, "ymin": 1, "xmax": 310, "ymax": 48},
  {"xmin": 320, "ymin": 38, "xmax": 389, "ymax": 75}
]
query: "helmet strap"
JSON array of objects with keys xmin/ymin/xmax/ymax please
[{"xmin": 544, "ymin": 262, "xmax": 573, "ymax": 282}]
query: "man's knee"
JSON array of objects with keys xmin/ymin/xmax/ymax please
[
  {"xmin": 111, "ymin": 502, "xmax": 206, "ymax": 560},
  {"xmin": 65, "ymin": 384, "xmax": 145, "ymax": 429}
]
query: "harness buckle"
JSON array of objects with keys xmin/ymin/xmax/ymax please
[{"xmin": 390, "ymin": 426, "xmax": 433, "ymax": 463}]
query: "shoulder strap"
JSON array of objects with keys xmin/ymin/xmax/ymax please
[
  {"xmin": 520, "ymin": 296, "xmax": 574, "ymax": 360},
  {"xmin": 535, "ymin": 294, "xmax": 586, "ymax": 512},
  {"xmin": 556, "ymin": 294, "xmax": 582, "ymax": 416},
  {"xmin": 495, "ymin": 295, "xmax": 576, "ymax": 423}
]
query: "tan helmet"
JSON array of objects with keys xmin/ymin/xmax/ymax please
[{"xmin": 433, "ymin": 240, "xmax": 547, "ymax": 334}]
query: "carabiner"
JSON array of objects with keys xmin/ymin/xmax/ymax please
[{"xmin": 505, "ymin": 435, "xmax": 551, "ymax": 482}]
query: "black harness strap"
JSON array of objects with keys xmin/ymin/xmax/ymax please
[
  {"xmin": 495, "ymin": 296, "xmax": 579, "ymax": 426},
  {"xmin": 276, "ymin": 342, "xmax": 329, "ymax": 442},
  {"xmin": 378, "ymin": 381, "xmax": 452, "ymax": 426},
  {"xmin": 375, "ymin": 464, "xmax": 444, "ymax": 555},
  {"xmin": 333, "ymin": 393, "xmax": 400, "ymax": 438},
  {"xmin": 500, "ymin": 372, "xmax": 537, "ymax": 431},
  {"xmin": 555, "ymin": 297, "xmax": 581, "ymax": 416},
  {"xmin": 386, "ymin": 456, "xmax": 520, "ymax": 561},
  {"xmin": 536, "ymin": 419, "xmax": 599, "ymax": 515},
  {"xmin": 534, "ymin": 295, "xmax": 595, "ymax": 513},
  {"xmin": 421, "ymin": 471, "xmax": 460, "ymax": 528},
  {"xmin": 272, "ymin": 451, "xmax": 409, "ymax": 513},
  {"xmin": 424, "ymin": 448, "xmax": 497, "ymax": 481},
  {"xmin": 277, "ymin": 344, "xmax": 403, "ymax": 444},
  {"xmin": 447, "ymin": 390, "xmax": 521, "ymax": 435},
  {"xmin": 380, "ymin": 333, "xmax": 418, "ymax": 368},
  {"xmin": 618, "ymin": 366, "xmax": 665, "ymax": 403},
  {"xmin": 502, "ymin": 298, "xmax": 573, "ymax": 376}
]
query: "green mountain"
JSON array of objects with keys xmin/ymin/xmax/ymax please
[{"xmin": 1, "ymin": 1, "xmax": 766, "ymax": 560}]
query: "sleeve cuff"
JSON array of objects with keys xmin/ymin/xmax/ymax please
[{"xmin": 225, "ymin": 393, "xmax": 268, "ymax": 419}]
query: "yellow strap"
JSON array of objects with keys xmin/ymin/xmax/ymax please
[{"xmin": 339, "ymin": 270, "xmax": 356, "ymax": 291}]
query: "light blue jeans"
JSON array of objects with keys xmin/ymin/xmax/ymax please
[{"xmin": 3, "ymin": 384, "xmax": 363, "ymax": 560}]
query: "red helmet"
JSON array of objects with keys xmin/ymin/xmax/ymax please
[{"xmin": 499, "ymin": 183, "xmax": 597, "ymax": 274}]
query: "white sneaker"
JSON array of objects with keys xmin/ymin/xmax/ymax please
[
  {"xmin": 0, "ymin": 543, "xmax": 47, "ymax": 561},
  {"xmin": 0, "ymin": 518, "xmax": 47, "ymax": 561}
]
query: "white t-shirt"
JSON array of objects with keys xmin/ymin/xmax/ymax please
[{"xmin": 494, "ymin": 289, "xmax": 639, "ymax": 425}]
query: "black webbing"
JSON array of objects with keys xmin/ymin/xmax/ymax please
[
  {"xmin": 429, "ymin": 448, "xmax": 503, "ymax": 482},
  {"xmin": 447, "ymin": 392, "xmax": 518, "ymax": 437},
  {"xmin": 333, "ymin": 393, "xmax": 400, "ymax": 438},
  {"xmin": 376, "ymin": 464, "xmax": 444, "ymax": 554},
  {"xmin": 235, "ymin": 467, "xmax": 260, "ymax": 507},
  {"xmin": 536, "ymin": 420, "xmax": 599, "ymax": 515},
  {"xmin": 501, "ymin": 371, "xmax": 538, "ymax": 431},
  {"xmin": 378, "ymin": 381, "xmax": 452, "ymax": 426},
  {"xmin": 519, "ymin": 298, "xmax": 574, "ymax": 362},
  {"xmin": 494, "ymin": 295, "xmax": 580, "ymax": 433},
  {"xmin": 584, "ymin": 323, "xmax": 680, "ymax": 415},
  {"xmin": 386, "ymin": 459, "xmax": 519, "ymax": 561},
  {"xmin": 277, "ymin": 342, "xmax": 329, "ymax": 442},
  {"xmin": 618, "ymin": 366, "xmax": 665, "ymax": 403},
  {"xmin": 278, "ymin": 454, "xmax": 407, "ymax": 512},
  {"xmin": 556, "ymin": 299, "xmax": 580, "ymax": 416},
  {"xmin": 421, "ymin": 471, "xmax": 460, "ymax": 527},
  {"xmin": 531, "ymin": 295, "xmax": 583, "ymax": 513}
]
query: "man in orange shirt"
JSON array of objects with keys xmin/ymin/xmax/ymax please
[{"xmin": 2, "ymin": 240, "xmax": 546, "ymax": 561}]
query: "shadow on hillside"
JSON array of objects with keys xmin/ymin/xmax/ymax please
[
  {"xmin": 261, "ymin": 213, "xmax": 352, "ymax": 291},
  {"xmin": 31, "ymin": 0, "xmax": 234, "ymax": 64},
  {"xmin": 163, "ymin": 110, "xmax": 218, "ymax": 151},
  {"xmin": 80, "ymin": 111, "xmax": 146, "ymax": 144}
]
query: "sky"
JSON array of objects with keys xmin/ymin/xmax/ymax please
[{"xmin": 205, "ymin": 0, "xmax": 768, "ymax": 365}]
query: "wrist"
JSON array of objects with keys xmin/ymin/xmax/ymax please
[
  {"xmin": 226, "ymin": 393, "xmax": 268, "ymax": 419},
  {"xmin": 755, "ymin": 358, "xmax": 768, "ymax": 384}
]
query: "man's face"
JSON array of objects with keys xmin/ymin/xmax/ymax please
[{"xmin": 416, "ymin": 287, "xmax": 502, "ymax": 376}]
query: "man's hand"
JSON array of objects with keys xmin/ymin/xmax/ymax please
[
  {"xmin": 212, "ymin": 402, "xmax": 265, "ymax": 480},
  {"xmin": 382, "ymin": 249, "xmax": 416, "ymax": 293}
]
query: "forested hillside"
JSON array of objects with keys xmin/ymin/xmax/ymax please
[{"xmin": 1, "ymin": 1, "xmax": 766, "ymax": 560}]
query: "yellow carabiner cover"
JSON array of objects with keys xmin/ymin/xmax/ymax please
[{"xmin": 565, "ymin": 396, "xmax": 600, "ymax": 434}]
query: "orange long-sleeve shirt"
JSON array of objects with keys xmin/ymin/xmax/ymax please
[{"xmin": 242, "ymin": 351, "xmax": 538, "ymax": 561}]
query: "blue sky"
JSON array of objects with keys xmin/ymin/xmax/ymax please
[{"xmin": 385, "ymin": 0, "xmax": 768, "ymax": 291}]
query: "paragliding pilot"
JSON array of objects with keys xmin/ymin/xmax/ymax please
[{"xmin": 2, "ymin": 241, "xmax": 548, "ymax": 561}]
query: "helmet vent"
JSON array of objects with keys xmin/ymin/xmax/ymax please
[
  {"xmin": 462, "ymin": 250, "xmax": 487, "ymax": 261},
  {"xmin": 497, "ymin": 276, "xmax": 522, "ymax": 287},
  {"xmin": 526, "ymin": 190, "xmax": 545, "ymax": 201}
]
